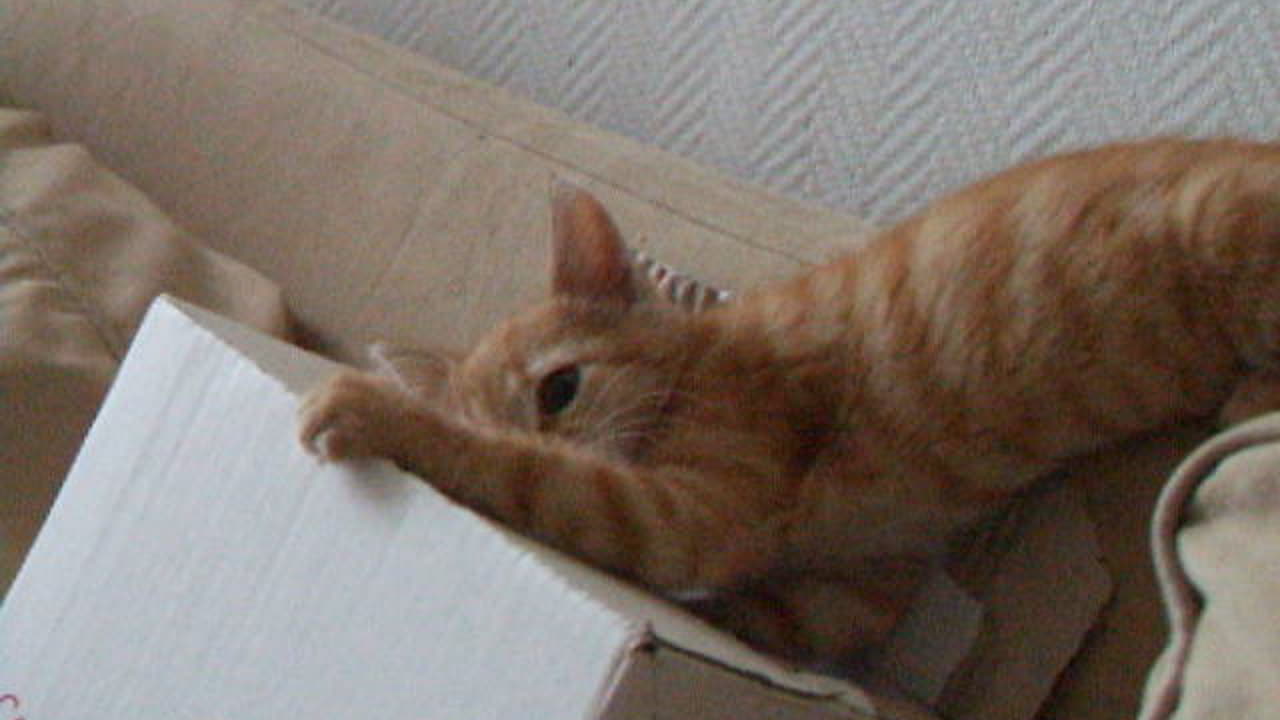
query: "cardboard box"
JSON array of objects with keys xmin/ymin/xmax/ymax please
[{"xmin": 0, "ymin": 297, "xmax": 934, "ymax": 719}]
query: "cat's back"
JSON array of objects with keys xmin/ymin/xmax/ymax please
[{"xmin": 716, "ymin": 138, "xmax": 1280, "ymax": 564}]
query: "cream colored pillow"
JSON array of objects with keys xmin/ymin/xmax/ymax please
[
  {"xmin": 0, "ymin": 108, "xmax": 291, "ymax": 587},
  {"xmin": 1140, "ymin": 415, "xmax": 1280, "ymax": 719}
]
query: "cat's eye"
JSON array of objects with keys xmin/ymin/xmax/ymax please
[{"xmin": 537, "ymin": 365, "xmax": 581, "ymax": 416}]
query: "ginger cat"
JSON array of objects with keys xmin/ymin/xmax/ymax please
[{"xmin": 300, "ymin": 138, "xmax": 1280, "ymax": 666}]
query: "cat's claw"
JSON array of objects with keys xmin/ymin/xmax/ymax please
[
  {"xmin": 304, "ymin": 428, "xmax": 343, "ymax": 461},
  {"xmin": 298, "ymin": 371, "xmax": 404, "ymax": 462},
  {"xmin": 300, "ymin": 415, "xmax": 373, "ymax": 461}
]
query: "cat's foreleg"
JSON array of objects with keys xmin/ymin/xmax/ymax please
[{"xmin": 299, "ymin": 370, "xmax": 768, "ymax": 594}]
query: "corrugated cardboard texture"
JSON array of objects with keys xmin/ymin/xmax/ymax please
[
  {"xmin": 938, "ymin": 483, "xmax": 1111, "ymax": 720},
  {"xmin": 0, "ymin": 298, "xmax": 645, "ymax": 719},
  {"xmin": 601, "ymin": 646, "xmax": 936, "ymax": 720}
]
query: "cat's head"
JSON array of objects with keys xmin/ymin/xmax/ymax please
[{"xmin": 379, "ymin": 185, "xmax": 705, "ymax": 460}]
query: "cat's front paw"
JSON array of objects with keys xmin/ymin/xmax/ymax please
[{"xmin": 299, "ymin": 370, "xmax": 411, "ymax": 462}]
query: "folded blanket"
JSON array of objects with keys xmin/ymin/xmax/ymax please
[
  {"xmin": 0, "ymin": 107, "xmax": 291, "ymax": 587},
  {"xmin": 1141, "ymin": 414, "xmax": 1280, "ymax": 719}
]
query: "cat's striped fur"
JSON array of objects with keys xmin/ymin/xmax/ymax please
[{"xmin": 301, "ymin": 139, "xmax": 1280, "ymax": 664}]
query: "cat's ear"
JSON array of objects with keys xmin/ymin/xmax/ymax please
[
  {"xmin": 367, "ymin": 342, "xmax": 459, "ymax": 406},
  {"xmin": 550, "ymin": 182, "xmax": 637, "ymax": 305}
]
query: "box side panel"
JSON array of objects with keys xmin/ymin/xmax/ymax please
[
  {"xmin": 596, "ymin": 649, "xmax": 656, "ymax": 720},
  {"xmin": 651, "ymin": 650, "xmax": 938, "ymax": 720},
  {"xmin": 0, "ymin": 299, "xmax": 634, "ymax": 720}
]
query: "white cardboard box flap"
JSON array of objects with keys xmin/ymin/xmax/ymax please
[{"xmin": 0, "ymin": 297, "xmax": 930, "ymax": 720}]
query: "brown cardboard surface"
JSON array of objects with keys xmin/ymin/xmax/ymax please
[
  {"xmin": 625, "ymin": 648, "xmax": 933, "ymax": 720},
  {"xmin": 1040, "ymin": 425, "xmax": 1213, "ymax": 720},
  {"xmin": 600, "ymin": 643, "xmax": 938, "ymax": 720},
  {"xmin": 940, "ymin": 483, "xmax": 1111, "ymax": 720}
]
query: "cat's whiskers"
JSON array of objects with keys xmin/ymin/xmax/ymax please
[
  {"xmin": 589, "ymin": 389, "xmax": 669, "ymax": 451},
  {"xmin": 578, "ymin": 365, "xmax": 640, "ymax": 428}
]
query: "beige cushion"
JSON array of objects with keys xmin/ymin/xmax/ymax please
[
  {"xmin": 1139, "ymin": 415, "xmax": 1280, "ymax": 719},
  {"xmin": 0, "ymin": 0, "xmax": 871, "ymax": 365},
  {"xmin": 0, "ymin": 108, "xmax": 290, "ymax": 586}
]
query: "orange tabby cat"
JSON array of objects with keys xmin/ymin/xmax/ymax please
[{"xmin": 300, "ymin": 138, "xmax": 1280, "ymax": 665}]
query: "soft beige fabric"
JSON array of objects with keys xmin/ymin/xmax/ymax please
[
  {"xmin": 0, "ymin": 108, "xmax": 290, "ymax": 585},
  {"xmin": 0, "ymin": 0, "xmax": 870, "ymax": 365},
  {"xmin": 1139, "ymin": 415, "xmax": 1280, "ymax": 719}
]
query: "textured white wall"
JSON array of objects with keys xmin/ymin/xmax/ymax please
[{"xmin": 296, "ymin": 0, "xmax": 1280, "ymax": 224}]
